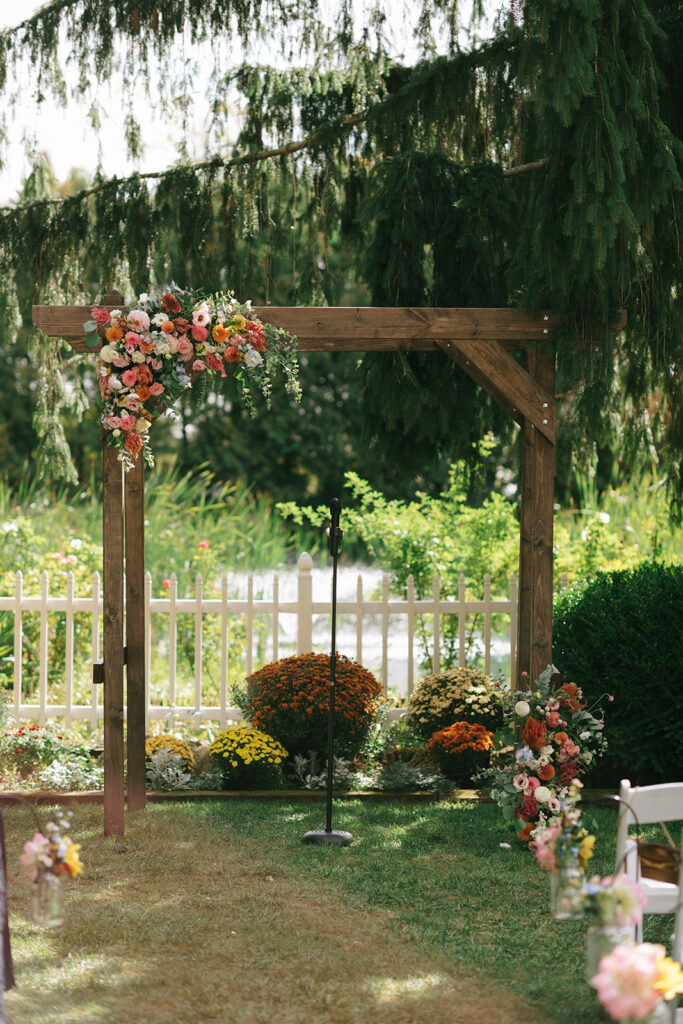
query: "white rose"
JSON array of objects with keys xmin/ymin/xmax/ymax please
[
  {"xmin": 131, "ymin": 351, "xmax": 146, "ymax": 363},
  {"xmin": 99, "ymin": 344, "xmax": 117, "ymax": 362},
  {"xmin": 583, "ymin": 752, "xmax": 593, "ymax": 763},
  {"xmin": 580, "ymin": 731, "xmax": 591, "ymax": 740},
  {"xmin": 535, "ymin": 786, "xmax": 551, "ymax": 804},
  {"xmin": 109, "ymin": 378, "xmax": 123, "ymax": 390},
  {"xmin": 155, "ymin": 342, "xmax": 170, "ymax": 355},
  {"xmin": 112, "ymin": 429, "xmax": 121, "ymax": 437},
  {"xmin": 540, "ymin": 745, "xmax": 554, "ymax": 759},
  {"xmin": 514, "ymin": 700, "xmax": 530, "ymax": 717},
  {"xmin": 109, "ymin": 309, "xmax": 122, "ymax": 319}
]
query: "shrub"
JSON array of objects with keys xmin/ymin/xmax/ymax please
[
  {"xmin": 552, "ymin": 562, "xmax": 683, "ymax": 786},
  {"xmin": 145, "ymin": 734, "xmax": 195, "ymax": 772},
  {"xmin": 406, "ymin": 667, "xmax": 503, "ymax": 740},
  {"xmin": 209, "ymin": 725, "xmax": 287, "ymax": 789},
  {"xmin": 375, "ymin": 761, "xmax": 445, "ymax": 792},
  {"xmin": 426, "ymin": 721, "xmax": 494, "ymax": 783},
  {"xmin": 0, "ymin": 724, "xmax": 72, "ymax": 776},
  {"xmin": 242, "ymin": 652, "xmax": 384, "ymax": 758},
  {"xmin": 146, "ymin": 750, "xmax": 194, "ymax": 791}
]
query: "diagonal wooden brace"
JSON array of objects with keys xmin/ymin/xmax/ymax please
[{"xmin": 436, "ymin": 338, "xmax": 555, "ymax": 444}]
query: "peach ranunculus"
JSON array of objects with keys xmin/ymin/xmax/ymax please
[
  {"xmin": 223, "ymin": 346, "xmax": 240, "ymax": 363},
  {"xmin": 161, "ymin": 320, "xmax": 176, "ymax": 334},
  {"xmin": 212, "ymin": 324, "xmax": 229, "ymax": 344},
  {"xmin": 177, "ymin": 337, "xmax": 194, "ymax": 360},
  {"xmin": 191, "ymin": 324, "xmax": 208, "ymax": 342}
]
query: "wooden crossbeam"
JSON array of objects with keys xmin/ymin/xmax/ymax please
[{"xmin": 32, "ymin": 305, "xmax": 558, "ymax": 351}]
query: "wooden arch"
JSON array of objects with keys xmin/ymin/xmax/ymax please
[{"xmin": 34, "ymin": 293, "xmax": 557, "ymax": 835}]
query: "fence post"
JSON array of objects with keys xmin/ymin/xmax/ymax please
[
  {"xmin": 13, "ymin": 571, "xmax": 22, "ymax": 725},
  {"xmin": 297, "ymin": 552, "xmax": 313, "ymax": 654}
]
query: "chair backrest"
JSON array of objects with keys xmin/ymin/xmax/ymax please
[
  {"xmin": 674, "ymin": 826, "xmax": 683, "ymax": 966},
  {"xmin": 616, "ymin": 780, "xmax": 683, "ymax": 876}
]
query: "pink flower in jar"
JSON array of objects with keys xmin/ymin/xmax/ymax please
[
  {"xmin": 121, "ymin": 369, "xmax": 138, "ymax": 388},
  {"xmin": 198, "ymin": 540, "xmax": 210, "ymax": 549},
  {"xmin": 191, "ymin": 324, "xmax": 208, "ymax": 343}
]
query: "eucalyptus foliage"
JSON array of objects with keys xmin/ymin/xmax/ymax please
[{"xmin": 0, "ymin": 0, "xmax": 681, "ymax": 513}]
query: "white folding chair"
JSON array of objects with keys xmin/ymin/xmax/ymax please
[
  {"xmin": 615, "ymin": 779, "xmax": 683, "ymax": 944},
  {"xmin": 671, "ymin": 827, "xmax": 683, "ymax": 1023}
]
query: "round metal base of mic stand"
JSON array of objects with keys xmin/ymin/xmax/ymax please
[{"xmin": 302, "ymin": 828, "xmax": 354, "ymax": 846}]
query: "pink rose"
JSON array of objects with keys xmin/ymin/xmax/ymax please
[
  {"xmin": 149, "ymin": 382, "xmax": 165, "ymax": 396},
  {"xmin": 112, "ymin": 353, "xmax": 131, "ymax": 368},
  {"xmin": 121, "ymin": 369, "xmax": 137, "ymax": 388},
  {"xmin": 122, "ymin": 395, "xmax": 141, "ymax": 413},
  {"xmin": 127, "ymin": 309, "xmax": 150, "ymax": 332},
  {"xmin": 178, "ymin": 337, "xmax": 194, "ymax": 360},
  {"xmin": 91, "ymin": 306, "xmax": 111, "ymax": 327},
  {"xmin": 192, "ymin": 359, "xmax": 206, "ymax": 372},
  {"xmin": 191, "ymin": 324, "xmax": 208, "ymax": 342},
  {"xmin": 119, "ymin": 415, "xmax": 136, "ymax": 431},
  {"xmin": 104, "ymin": 415, "xmax": 122, "ymax": 430}
]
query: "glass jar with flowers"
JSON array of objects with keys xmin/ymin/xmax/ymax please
[
  {"xmin": 581, "ymin": 874, "xmax": 647, "ymax": 981},
  {"xmin": 590, "ymin": 942, "xmax": 683, "ymax": 1022},
  {"xmin": 531, "ymin": 779, "xmax": 596, "ymax": 919},
  {"xmin": 20, "ymin": 809, "xmax": 83, "ymax": 927}
]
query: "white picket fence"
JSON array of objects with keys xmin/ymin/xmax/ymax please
[{"xmin": 0, "ymin": 552, "xmax": 520, "ymax": 730}]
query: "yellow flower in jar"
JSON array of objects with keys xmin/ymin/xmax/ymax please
[{"xmin": 64, "ymin": 842, "xmax": 83, "ymax": 877}]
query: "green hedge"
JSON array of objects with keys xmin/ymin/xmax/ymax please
[{"xmin": 552, "ymin": 562, "xmax": 683, "ymax": 786}]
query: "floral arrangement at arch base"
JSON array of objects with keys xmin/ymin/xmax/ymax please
[
  {"xmin": 477, "ymin": 664, "xmax": 609, "ymax": 840},
  {"xmin": 86, "ymin": 284, "xmax": 302, "ymax": 470}
]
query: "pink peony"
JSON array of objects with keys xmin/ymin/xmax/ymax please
[
  {"xmin": 192, "ymin": 307, "xmax": 210, "ymax": 327},
  {"xmin": 127, "ymin": 309, "xmax": 150, "ymax": 332},
  {"xmin": 191, "ymin": 324, "xmax": 209, "ymax": 342},
  {"xmin": 104, "ymin": 415, "xmax": 122, "ymax": 430},
  {"xmin": 121, "ymin": 369, "xmax": 137, "ymax": 388},
  {"xmin": 149, "ymin": 382, "xmax": 165, "ymax": 396},
  {"xmin": 177, "ymin": 337, "xmax": 194, "ymax": 360},
  {"xmin": 591, "ymin": 943, "xmax": 664, "ymax": 1020},
  {"xmin": 91, "ymin": 306, "xmax": 111, "ymax": 327},
  {"xmin": 119, "ymin": 415, "xmax": 136, "ymax": 431}
]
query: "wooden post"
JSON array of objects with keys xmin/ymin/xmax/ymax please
[
  {"xmin": 530, "ymin": 350, "xmax": 555, "ymax": 681},
  {"xmin": 517, "ymin": 418, "xmax": 535, "ymax": 690},
  {"xmin": 125, "ymin": 456, "xmax": 146, "ymax": 812},
  {"xmin": 102, "ymin": 441, "xmax": 125, "ymax": 835},
  {"xmin": 517, "ymin": 348, "xmax": 556, "ymax": 689}
]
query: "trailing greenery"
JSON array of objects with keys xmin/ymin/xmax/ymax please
[
  {"xmin": 0, "ymin": 1, "xmax": 680, "ymax": 514},
  {"xmin": 552, "ymin": 562, "xmax": 683, "ymax": 787}
]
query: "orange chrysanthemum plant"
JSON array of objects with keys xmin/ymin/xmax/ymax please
[
  {"xmin": 242, "ymin": 652, "xmax": 385, "ymax": 759},
  {"xmin": 426, "ymin": 721, "xmax": 495, "ymax": 783}
]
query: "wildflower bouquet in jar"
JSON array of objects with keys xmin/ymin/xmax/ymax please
[
  {"xmin": 20, "ymin": 809, "xmax": 83, "ymax": 927},
  {"xmin": 478, "ymin": 665, "xmax": 608, "ymax": 839}
]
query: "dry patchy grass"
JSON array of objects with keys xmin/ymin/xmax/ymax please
[{"xmin": 3, "ymin": 802, "xmax": 555, "ymax": 1024}]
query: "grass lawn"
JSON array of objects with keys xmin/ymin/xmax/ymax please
[{"xmin": 2, "ymin": 798, "xmax": 677, "ymax": 1024}]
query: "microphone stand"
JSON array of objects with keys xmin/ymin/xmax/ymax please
[{"xmin": 302, "ymin": 498, "xmax": 354, "ymax": 846}]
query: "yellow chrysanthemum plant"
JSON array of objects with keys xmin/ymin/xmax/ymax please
[
  {"xmin": 209, "ymin": 725, "xmax": 288, "ymax": 790},
  {"xmin": 145, "ymin": 734, "xmax": 195, "ymax": 772},
  {"xmin": 406, "ymin": 667, "xmax": 504, "ymax": 740}
]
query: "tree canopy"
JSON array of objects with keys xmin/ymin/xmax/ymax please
[{"xmin": 0, "ymin": 0, "xmax": 681, "ymax": 513}]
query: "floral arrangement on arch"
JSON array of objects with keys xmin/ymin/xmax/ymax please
[
  {"xmin": 478, "ymin": 665, "xmax": 609, "ymax": 840},
  {"xmin": 86, "ymin": 284, "xmax": 302, "ymax": 469}
]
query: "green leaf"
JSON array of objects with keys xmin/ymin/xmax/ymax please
[
  {"xmin": 502, "ymin": 804, "xmax": 516, "ymax": 821},
  {"xmin": 84, "ymin": 334, "xmax": 100, "ymax": 349},
  {"xmin": 83, "ymin": 320, "xmax": 97, "ymax": 333}
]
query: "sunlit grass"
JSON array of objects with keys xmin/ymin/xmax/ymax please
[{"xmin": 3, "ymin": 799, "xmax": 676, "ymax": 1024}]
